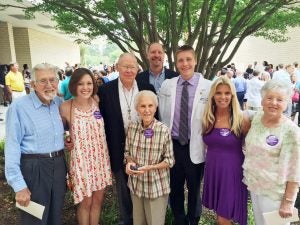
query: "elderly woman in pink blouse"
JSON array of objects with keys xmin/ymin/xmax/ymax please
[
  {"xmin": 243, "ymin": 79, "xmax": 300, "ymax": 225},
  {"xmin": 124, "ymin": 90, "xmax": 175, "ymax": 225}
]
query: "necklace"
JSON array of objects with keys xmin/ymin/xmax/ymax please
[
  {"xmin": 122, "ymin": 86, "xmax": 134, "ymax": 121},
  {"xmin": 73, "ymin": 98, "xmax": 92, "ymax": 112}
]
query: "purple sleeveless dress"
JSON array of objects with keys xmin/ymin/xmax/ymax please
[{"xmin": 202, "ymin": 128, "xmax": 247, "ymax": 225}]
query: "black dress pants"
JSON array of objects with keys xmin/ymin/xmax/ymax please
[
  {"xmin": 170, "ymin": 139, "xmax": 205, "ymax": 225},
  {"xmin": 20, "ymin": 155, "xmax": 67, "ymax": 225},
  {"xmin": 114, "ymin": 168, "xmax": 133, "ymax": 225}
]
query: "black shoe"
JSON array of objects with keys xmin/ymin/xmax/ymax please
[
  {"xmin": 3, "ymin": 102, "xmax": 7, "ymax": 107},
  {"xmin": 0, "ymin": 118, "xmax": 3, "ymax": 121}
]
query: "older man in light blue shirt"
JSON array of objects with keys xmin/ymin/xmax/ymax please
[{"xmin": 5, "ymin": 63, "xmax": 67, "ymax": 225}]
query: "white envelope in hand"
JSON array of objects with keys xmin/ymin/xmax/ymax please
[
  {"xmin": 16, "ymin": 201, "xmax": 45, "ymax": 220},
  {"xmin": 263, "ymin": 207, "xmax": 299, "ymax": 225}
]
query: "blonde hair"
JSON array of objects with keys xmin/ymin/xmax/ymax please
[{"xmin": 202, "ymin": 76, "xmax": 243, "ymax": 137}]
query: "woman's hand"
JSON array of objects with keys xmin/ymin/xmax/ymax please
[
  {"xmin": 138, "ymin": 162, "xmax": 169, "ymax": 172},
  {"xmin": 138, "ymin": 165, "xmax": 154, "ymax": 172},
  {"xmin": 125, "ymin": 162, "xmax": 144, "ymax": 176},
  {"xmin": 279, "ymin": 199, "xmax": 294, "ymax": 218},
  {"xmin": 279, "ymin": 181, "xmax": 299, "ymax": 218},
  {"xmin": 64, "ymin": 132, "xmax": 73, "ymax": 152}
]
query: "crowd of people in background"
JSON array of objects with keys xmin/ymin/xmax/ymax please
[
  {"xmin": 213, "ymin": 61, "xmax": 300, "ymax": 125},
  {"xmin": 2, "ymin": 44, "xmax": 300, "ymax": 225}
]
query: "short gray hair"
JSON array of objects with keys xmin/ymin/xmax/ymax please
[
  {"xmin": 261, "ymin": 79, "xmax": 292, "ymax": 99},
  {"xmin": 31, "ymin": 63, "xmax": 57, "ymax": 81},
  {"xmin": 117, "ymin": 53, "xmax": 138, "ymax": 66},
  {"xmin": 134, "ymin": 90, "xmax": 158, "ymax": 109}
]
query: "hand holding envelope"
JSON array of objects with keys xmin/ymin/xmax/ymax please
[
  {"xmin": 16, "ymin": 201, "xmax": 45, "ymax": 220},
  {"xmin": 15, "ymin": 188, "xmax": 31, "ymax": 207},
  {"xmin": 263, "ymin": 207, "xmax": 299, "ymax": 225}
]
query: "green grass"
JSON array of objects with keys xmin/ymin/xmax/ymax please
[
  {"xmin": 0, "ymin": 139, "xmax": 5, "ymax": 177},
  {"xmin": 0, "ymin": 139, "xmax": 299, "ymax": 224},
  {"xmin": 247, "ymin": 201, "xmax": 255, "ymax": 225},
  {"xmin": 98, "ymin": 189, "xmax": 256, "ymax": 225},
  {"xmin": 0, "ymin": 138, "xmax": 4, "ymax": 153}
]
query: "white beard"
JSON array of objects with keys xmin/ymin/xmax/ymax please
[{"xmin": 42, "ymin": 92, "xmax": 57, "ymax": 101}]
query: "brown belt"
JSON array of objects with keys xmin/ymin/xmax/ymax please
[{"xmin": 21, "ymin": 150, "xmax": 64, "ymax": 159}]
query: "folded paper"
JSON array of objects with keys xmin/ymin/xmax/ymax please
[
  {"xmin": 16, "ymin": 201, "xmax": 45, "ymax": 220},
  {"xmin": 263, "ymin": 207, "xmax": 299, "ymax": 225}
]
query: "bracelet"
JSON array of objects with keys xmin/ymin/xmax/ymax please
[{"xmin": 284, "ymin": 197, "xmax": 295, "ymax": 203}]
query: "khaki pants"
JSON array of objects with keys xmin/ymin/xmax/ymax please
[{"xmin": 131, "ymin": 193, "xmax": 168, "ymax": 225}]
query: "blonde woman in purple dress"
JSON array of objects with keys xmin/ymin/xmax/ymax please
[{"xmin": 202, "ymin": 76, "xmax": 251, "ymax": 225}]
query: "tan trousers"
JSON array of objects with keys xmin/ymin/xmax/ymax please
[{"xmin": 131, "ymin": 193, "xmax": 168, "ymax": 225}]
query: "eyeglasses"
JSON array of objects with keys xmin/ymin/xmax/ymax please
[
  {"xmin": 120, "ymin": 65, "xmax": 137, "ymax": 71},
  {"xmin": 35, "ymin": 78, "xmax": 59, "ymax": 86}
]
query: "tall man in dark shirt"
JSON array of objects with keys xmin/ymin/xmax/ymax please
[{"xmin": 136, "ymin": 42, "xmax": 178, "ymax": 92}]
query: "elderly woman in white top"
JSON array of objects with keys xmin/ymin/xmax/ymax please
[{"xmin": 243, "ymin": 79, "xmax": 300, "ymax": 225}]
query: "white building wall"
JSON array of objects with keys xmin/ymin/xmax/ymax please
[
  {"xmin": 13, "ymin": 27, "xmax": 32, "ymax": 67},
  {"xmin": 228, "ymin": 27, "xmax": 300, "ymax": 70},
  {"xmin": 0, "ymin": 22, "xmax": 16, "ymax": 63},
  {"xmin": 28, "ymin": 29, "xmax": 80, "ymax": 69}
]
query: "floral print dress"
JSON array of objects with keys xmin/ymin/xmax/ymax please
[{"xmin": 70, "ymin": 103, "xmax": 112, "ymax": 204}]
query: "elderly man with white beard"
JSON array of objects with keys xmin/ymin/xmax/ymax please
[{"xmin": 5, "ymin": 63, "xmax": 67, "ymax": 225}]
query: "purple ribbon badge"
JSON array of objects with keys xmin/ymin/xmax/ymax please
[
  {"xmin": 144, "ymin": 128, "xmax": 154, "ymax": 138},
  {"xmin": 93, "ymin": 111, "xmax": 102, "ymax": 119},
  {"xmin": 266, "ymin": 135, "xmax": 279, "ymax": 146},
  {"xmin": 219, "ymin": 128, "xmax": 231, "ymax": 137}
]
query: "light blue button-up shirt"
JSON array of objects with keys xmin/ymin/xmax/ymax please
[
  {"xmin": 149, "ymin": 68, "xmax": 166, "ymax": 92},
  {"xmin": 5, "ymin": 91, "xmax": 64, "ymax": 192},
  {"xmin": 233, "ymin": 76, "xmax": 247, "ymax": 92}
]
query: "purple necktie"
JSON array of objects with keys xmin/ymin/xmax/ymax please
[{"xmin": 178, "ymin": 81, "xmax": 189, "ymax": 145}]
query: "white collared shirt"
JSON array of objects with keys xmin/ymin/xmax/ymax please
[
  {"xmin": 245, "ymin": 77, "xmax": 264, "ymax": 108},
  {"xmin": 118, "ymin": 78, "xmax": 139, "ymax": 130}
]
